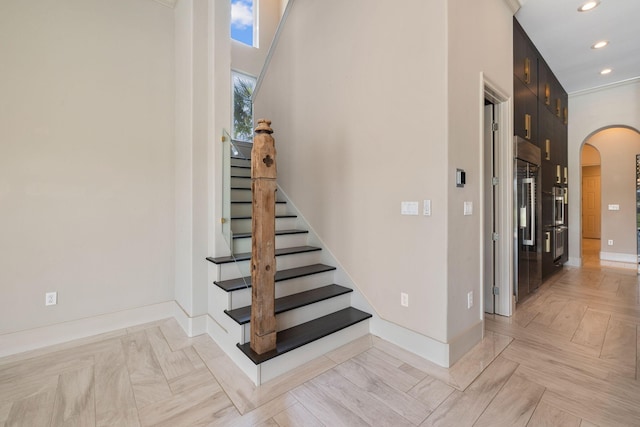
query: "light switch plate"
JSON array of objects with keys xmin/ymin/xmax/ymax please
[
  {"xmin": 401, "ymin": 201, "xmax": 419, "ymax": 215},
  {"xmin": 464, "ymin": 201, "xmax": 473, "ymax": 216},
  {"xmin": 608, "ymin": 204, "xmax": 620, "ymax": 211},
  {"xmin": 423, "ymin": 200, "xmax": 431, "ymax": 216}
]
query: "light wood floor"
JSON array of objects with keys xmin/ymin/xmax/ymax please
[{"xmin": 2, "ymin": 254, "xmax": 639, "ymax": 425}]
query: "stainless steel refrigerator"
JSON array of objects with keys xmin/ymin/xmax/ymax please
[{"xmin": 514, "ymin": 136, "xmax": 542, "ymax": 302}]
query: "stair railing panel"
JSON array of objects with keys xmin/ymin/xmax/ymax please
[{"xmin": 221, "ymin": 129, "xmax": 251, "ymax": 291}]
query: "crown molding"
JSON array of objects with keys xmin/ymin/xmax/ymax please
[{"xmin": 504, "ymin": 0, "xmax": 524, "ymax": 14}]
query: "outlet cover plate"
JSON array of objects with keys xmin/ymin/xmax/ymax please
[{"xmin": 45, "ymin": 292, "xmax": 57, "ymax": 306}]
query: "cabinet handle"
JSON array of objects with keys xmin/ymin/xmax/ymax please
[
  {"xmin": 564, "ymin": 167, "xmax": 568, "ymax": 185},
  {"xmin": 524, "ymin": 57, "xmax": 531, "ymax": 84},
  {"xmin": 563, "ymin": 107, "xmax": 568, "ymax": 125},
  {"xmin": 556, "ymin": 99, "xmax": 561, "ymax": 117},
  {"xmin": 545, "ymin": 231, "xmax": 551, "ymax": 253},
  {"xmin": 556, "ymin": 165, "xmax": 561, "ymax": 184},
  {"xmin": 545, "ymin": 83, "xmax": 550, "ymax": 106},
  {"xmin": 545, "ymin": 139, "xmax": 551, "ymax": 160},
  {"xmin": 524, "ymin": 114, "xmax": 531, "ymax": 139}
]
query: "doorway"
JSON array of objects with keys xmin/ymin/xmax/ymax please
[
  {"xmin": 483, "ymin": 100, "xmax": 497, "ymax": 314},
  {"xmin": 483, "ymin": 79, "xmax": 512, "ymax": 317}
]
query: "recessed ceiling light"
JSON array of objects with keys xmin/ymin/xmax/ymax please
[
  {"xmin": 591, "ymin": 40, "xmax": 609, "ymax": 49},
  {"xmin": 600, "ymin": 68, "xmax": 612, "ymax": 75},
  {"xmin": 578, "ymin": 1, "xmax": 600, "ymax": 12}
]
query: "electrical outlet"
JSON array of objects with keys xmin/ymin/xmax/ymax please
[
  {"xmin": 401, "ymin": 292, "xmax": 409, "ymax": 307},
  {"xmin": 608, "ymin": 239, "xmax": 614, "ymax": 246},
  {"xmin": 45, "ymin": 292, "xmax": 57, "ymax": 306},
  {"xmin": 467, "ymin": 291, "xmax": 473, "ymax": 309}
]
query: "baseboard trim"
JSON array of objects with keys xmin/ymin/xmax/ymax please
[
  {"xmin": 0, "ymin": 301, "xmax": 175, "ymax": 358},
  {"xmin": 173, "ymin": 302, "xmax": 208, "ymax": 337},
  {"xmin": 566, "ymin": 257, "xmax": 582, "ymax": 267},
  {"xmin": 370, "ymin": 317, "xmax": 450, "ymax": 367},
  {"xmin": 600, "ymin": 251, "xmax": 637, "ymax": 264},
  {"xmin": 448, "ymin": 321, "xmax": 484, "ymax": 366}
]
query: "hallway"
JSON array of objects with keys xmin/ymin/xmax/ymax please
[{"xmin": 1, "ymin": 261, "xmax": 639, "ymax": 426}]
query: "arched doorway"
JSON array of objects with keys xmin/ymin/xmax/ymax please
[{"xmin": 580, "ymin": 127, "xmax": 640, "ymax": 270}]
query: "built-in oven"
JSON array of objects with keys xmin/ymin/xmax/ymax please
[
  {"xmin": 553, "ymin": 187, "xmax": 565, "ymax": 226},
  {"xmin": 554, "ymin": 226, "xmax": 566, "ymax": 261}
]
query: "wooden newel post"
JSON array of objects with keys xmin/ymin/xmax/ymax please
[{"xmin": 250, "ymin": 119, "xmax": 277, "ymax": 355}]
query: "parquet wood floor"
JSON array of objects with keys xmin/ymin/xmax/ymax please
[{"xmin": 2, "ymin": 243, "xmax": 638, "ymax": 425}]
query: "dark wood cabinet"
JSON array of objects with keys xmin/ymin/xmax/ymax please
[
  {"xmin": 514, "ymin": 17, "xmax": 568, "ymax": 282},
  {"xmin": 514, "ymin": 78, "xmax": 538, "ymax": 144}
]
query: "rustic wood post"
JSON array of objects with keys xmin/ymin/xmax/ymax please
[{"xmin": 250, "ymin": 119, "xmax": 277, "ymax": 354}]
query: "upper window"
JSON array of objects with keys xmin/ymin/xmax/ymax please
[
  {"xmin": 231, "ymin": 0, "xmax": 256, "ymax": 47},
  {"xmin": 232, "ymin": 71, "xmax": 256, "ymax": 142}
]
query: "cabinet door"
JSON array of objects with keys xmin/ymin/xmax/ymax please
[
  {"xmin": 514, "ymin": 21, "xmax": 538, "ymax": 92},
  {"xmin": 514, "ymin": 78, "xmax": 538, "ymax": 143},
  {"xmin": 538, "ymin": 60, "xmax": 554, "ymax": 114}
]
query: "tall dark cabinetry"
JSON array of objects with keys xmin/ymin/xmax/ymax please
[{"xmin": 514, "ymin": 18, "xmax": 568, "ymax": 287}]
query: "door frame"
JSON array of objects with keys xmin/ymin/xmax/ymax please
[{"xmin": 483, "ymin": 76, "xmax": 514, "ymax": 317}]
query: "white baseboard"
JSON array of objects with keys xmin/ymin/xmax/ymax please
[
  {"xmin": 370, "ymin": 317, "xmax": 451, "ymax": 367},
  {"xmin": 600, "ymin": 251, "xmax": 637, "ymax": 263},
  {"xmin": 173, "ymin": 302, "xmax": 208, "ymax": 337},
  {"xmin": 600, "ymin": 252, "xmax": 637, "ymax": 270},
  {"xmin": 566, "ymin": 257, "xmax": 582, "ymax": 267},
  {"xmin": 448, "ymin": 321, "xmax": 484, "ymax": 365},
  {"xmin": 0, "ymin": 301, "xmax": 176, "ymax": 358}
]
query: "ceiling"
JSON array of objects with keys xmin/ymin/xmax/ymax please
[{"xmin": 515, "ymin": 0, "xmax": 640, "ymax": 94}]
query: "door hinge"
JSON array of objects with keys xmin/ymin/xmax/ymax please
[
  {"xmin": 492, "ymin": 232, "xmax": 499, "ymax": 241},
  {"xmin": 492, "ymin": 286, "xmax": 500, "ymax": 296},
  {"xmin": 492, "ymin": 122, "xmax": 499, "ymax": 131},
  {"xmin": 492, "ymin": 177, "xmax": 499, "ymax": 186}
]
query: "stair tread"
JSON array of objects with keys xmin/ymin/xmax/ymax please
[
  {"xmin": 231, "ymin": 201, "xmax": 287, "ymax": 204},
  {"xmin": 232, "ymin": 229, "xmax": 308, "ymax": 239},
  {"xmin": 207, "ymin": 245, "xmax": 321, "ymax": 265},
  {"xmin": 237, "ymin": 307, "xmax": 372, "ymax": 364},
  {"xmin": 213, "ymin": 263, "xmax": 336, "ymax": 292},
  {"xmin": 225, "ymin": 284, "xmax": 353, "ymax": 325},
  {"xmin": 231, "ymin": 214, "xmax": 297, "ymax": 220}
]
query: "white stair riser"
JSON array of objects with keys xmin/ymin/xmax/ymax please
[
  {"xmin": 217, "ymin": 251, "xmax": 323, "ymax": 281},
  {"xmin": 238, "ymin": 294, "xmax": 352, "ymax": 344},
  {"xmin": 230, "ymin": 167, "xmax": 251, "ymax": 177},
  {"xmin": 233, "ymin": 233, "xmax": 308, "ymax": 253},
  {"xmin": 230, "ymin": 177, "xmax": 251, "ymax": 188},
  {"xmin": 231, "ymin": 216, "xmax": 296, "ymax": 233},
  {"xmin": 257, "ymin": 320, "xmax": 370, "ymax": 385},
  {"xmin": 230, "ymin": 203, "xmax": 290, "ymax": 218},
  {"xmin": 227, "ymin": 271, "xmax": 335, "ymax": 309},
  {"xmin": 207, "ymin": 287, "xmax": 245, "ymax": 342},
  {"xmin": 231, "ymin": 189, "xmax": 252, "ymax": 201}
]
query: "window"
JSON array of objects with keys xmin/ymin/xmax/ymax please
[
  {"xmin": 232, "ymin": 71, "xmax": 256, "ymax": 142},
  {"xmin": 231, "ymin": 0, "xmax": 256, "ymax": 47}
]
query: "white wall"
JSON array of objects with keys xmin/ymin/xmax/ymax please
[
  {"xmin": 583, "ymin": 128, "xmax": 640, "ymax": 258},
  {"xmin": 254, "ymin": 0, "xmax": 514, "ymax": 358},
  {"xmin": 567, "ymin": 79, "xmax": 640, "ymax": 265},
  {"xmin": 0, "ymin": 0, "xmax": 175, "ymax": 335},
  {"xmin": 446, "ymin": 0, "xmax": 514, "ymax": 342},
  {"xmin": 255, "ymin": 0, "xmax": 450, "ymax": 343},
  {"xmin": 174, "ymin": 0, "xmax": 231, "ymax": 321}
]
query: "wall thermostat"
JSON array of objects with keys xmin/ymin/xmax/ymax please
[{"xmin": 456, "ymin": 169, "xmax": 466, "ymax": 187}]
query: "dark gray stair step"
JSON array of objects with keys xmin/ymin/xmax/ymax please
[
  {"xmin": 225, "ymin": 284, "xmax": 353, "ymax": 325},
  {"xmin": 231, "ymin": 201, "xmax": 287, "ymax": 204},
  {"xmin": 237, "ymin": 307, "xmax": 372, "ymax": 364},
  {"xmin": 232, "ymin": 229, "xmax": 308, "ymax": 240},
  {"xmin": 231, "ymin": 214, "xmax": 297, "ymax": 220},
  {"xmin": 213, "ymin": 263, "xmax": 336, "ymax": 292},
  {"xmin": 206, "ymin": 245, "xmax": 321, "ymax": 265}
]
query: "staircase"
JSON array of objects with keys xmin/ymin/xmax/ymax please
[{"xmin": 207, "ymin": 156, "xmax": 371, "ymax": 385}]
